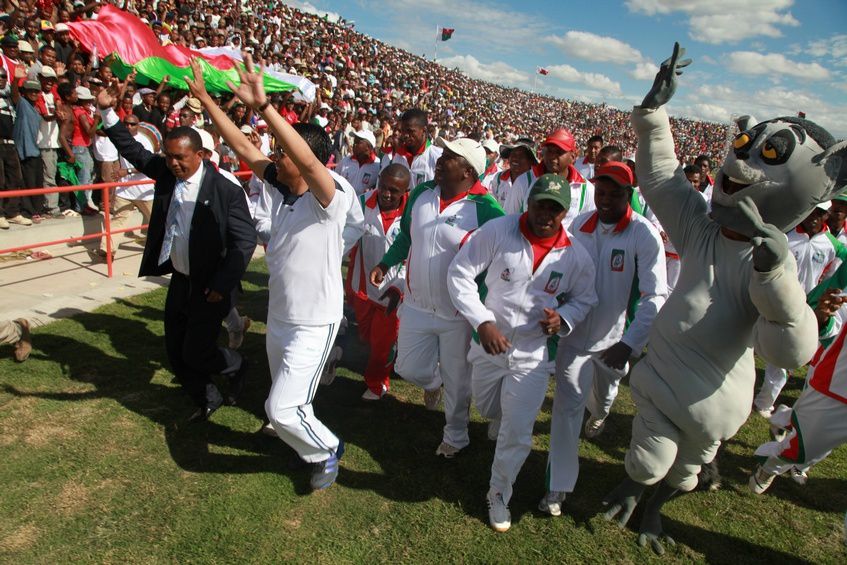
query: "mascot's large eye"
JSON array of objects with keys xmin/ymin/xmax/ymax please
[
  {"xmin": 762, "ymin": 142, "xmax": 778, "ymax": 160},
  {"xmin": 733, "ymin": 133, "xmax": 751, "ymax": 149},
  {"xmin": 760, "ymin": 130, "xmax": 796, "ymax": 165}
]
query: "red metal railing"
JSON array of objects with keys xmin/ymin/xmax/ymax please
[{"xmin": 0, "ymin": 171, "xmax": 252, "ymax": 278}]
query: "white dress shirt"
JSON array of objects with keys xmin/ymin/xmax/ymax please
[{"xmin": 168, "ymin": 164, "xmax": 204, "ymax": 275}]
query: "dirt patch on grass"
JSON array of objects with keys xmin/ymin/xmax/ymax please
[
  {"xmin": 56, "ymin": 481, "xmax": 90, "ymax": 516},
  {"xmin": 0, "ymin": 523, "xmax": 39, "ymax": 552}
]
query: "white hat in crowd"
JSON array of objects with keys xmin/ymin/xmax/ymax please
[
  {"xmin": 435, "ymin": 137, "xmax": 486, "ymax": 177},
  {"xmin": 351, "ymin": 129, "xmax": 376, "ymax": 148}
]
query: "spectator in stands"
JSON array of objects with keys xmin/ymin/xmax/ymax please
[
  {"xmin": 0, "ymin": 66, "xmax": 29, "ymax": 228},
  {"xmin": 71, "ymin": 85, "xmax": 98, "ymax": 214}
]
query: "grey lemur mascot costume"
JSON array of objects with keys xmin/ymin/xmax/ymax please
[{"xmin": 600, "ymin": 43, "xmax": 847, "ymax": 555}]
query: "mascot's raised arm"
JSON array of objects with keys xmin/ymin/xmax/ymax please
[{"xmin": 600, "ymin": 42, "xmax": 847, "ymax": 555}]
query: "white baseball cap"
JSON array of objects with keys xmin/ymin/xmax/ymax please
[
  {"xmin": 815, "ymin": 200, "xmax": 832, "ymax": 211},
  {"xmin": 482, "ymin": 138, "xmax": 500, "ymax": 155},
  {"xmin": 351, "ymin": 129, "xmax": 376, "ymax": 148},
  {"xmin": 196, "ymin": 128, "xmax": 215, "ymax": 152},
  {"xmin": 39, "ymin": 66, "xmax": 57, "ymax": 79},
  {"xmin": 75, "ymin": 86, "xmax": 94, "ymax": 100},
  {"xmin": 435, "ymin": 136, "xmax": 486, "ymax": 177}
]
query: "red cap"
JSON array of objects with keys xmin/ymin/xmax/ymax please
[
  {"xmin": 542, "ymin": 129, "xmax": 576, "ymax": 152},
  {"xmin": 591, "ymin": 161, "xmax": 634, "ymax": 187}
]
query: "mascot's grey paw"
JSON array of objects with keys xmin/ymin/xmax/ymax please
[
  {"xmin": 638, "ymin": 530, "xmax": 676, "ymax": 556},
  {"xmin": 641, "ymin": 42, "xmax": 692, "ymax": 109},
  {"xmin": 601, "ymin": 478, "xmax": 646, "ymax": 528},
  {"xmin": 637, "ymin": 480, "xmax": 680, "ymax": 556},
  {"xmin": 738, "ymin": 197, "xmax": 788, "ymax": 272}
]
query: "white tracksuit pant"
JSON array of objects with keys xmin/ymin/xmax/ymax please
[
  {"xmin": 395, "ymin": 304, "xmax": 473, "ymax": 449},
  {"xmin": 265, "ymin": 318, "xmax": 341, "ymax": 463},
  {"xmin": 760, "ymin": 387, "xmax": 847, "ymax": 475},
  {"xmin": 754, "ymin": 364, "xmax": 788, "ymax": 412},
  {"xmin": 471, "ymin": 354, "xmax": 550, "ymax": 505},
  {"xmin": 587, "ymin": 358, "xmax": 626, "ymax": 421},
  {"xmin": 547, "ymin": 343, "xmax": 594, "ymax": 493}
]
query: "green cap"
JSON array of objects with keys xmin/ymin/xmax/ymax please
[
  {"xmin": 832, "ymin": 192, "xmax": 847, "ymax": 203},
  {"xmin": 529, "ymin": 174, "xmax": 571, "ymax": 211}
]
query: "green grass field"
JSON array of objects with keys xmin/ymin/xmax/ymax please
[{"xmin": 1, "ymin": 259, "xmax": 845, "ymax": 563}]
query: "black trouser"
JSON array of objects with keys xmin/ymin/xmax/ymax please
[
  {"xmin": 19, "ymin": 155, "xmax": 46, "ymax": 215},
  {"xmin": 164, "ymin": 272, "xmax": 231, "ymax": 408},
  {"xmin": 0, "ymin": 143, "xmax": 23, "ymax": 217}
]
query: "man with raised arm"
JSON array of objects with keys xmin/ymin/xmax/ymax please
[
  {"xmin": 185, "ymin": 56, "xmax": 347, "ymax": 491},
  {"xmin": 94, "ymin": 79, "xmax": 254, "ymax": 423}
]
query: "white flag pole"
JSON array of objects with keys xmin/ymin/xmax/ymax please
[{"xmin": 434, "ymin": 26, "xmax": 439, "ymax": 62}]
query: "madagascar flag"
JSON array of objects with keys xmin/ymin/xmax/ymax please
[
  {"xmin": 439, "ymin": 27, "xmax": 455, "ymax": 41},
  {"xmin": 537, "ymin": 67, "xmax": 549, "ymax": 76},
  {"xmin": 67, "ymin": 5, "xmax": 312, "ymax": 96}
]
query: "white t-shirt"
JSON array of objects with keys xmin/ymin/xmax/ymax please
[
  {"xmin": 115, "ymin": 132, "xmax": 155, "ymax": 201},
  {"xmin": 263, "ymin": 163, "xmax": 347, "ymax": 325}
]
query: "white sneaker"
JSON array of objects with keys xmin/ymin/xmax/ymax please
[
  {"xmin": 538, "ymin": 491, "xmax": 566, "ymax": 516},
  {"xmin": 261, "ymin": 422, "xmax": 278, "ymax": 437},
  {"xmin": 361, "ymin": 388, "xmax": 382, "ymax": 401},
  {"xmin": 320, "ymin": 346, "xmax": 343, "ymax": 386},
  {"xmin": 584, "ymin": 417, "xmax": 606, "ymax": 439},
  {"xmin": 748, "ymin": 466, "xmax": 776, "ymax": 494},
  {"xmin": 486, "ymin": 490, "xmax": 511, "ymax": 532},
  {"xmin": 0, "ymin": 216, "xmax": 8, "ymax": 229},
  {"xmin": 7, "ymin": 214, "xmax": 32, "ymax": 226},
  {"xmin": 754, "ymin": 406, "xmax": 774, "ymax": 419},
  {"xmin": 228, "ymin": 316, "xmax": 251, "ymax": 349},
  {"xmin": 435, "ymin": 441, "xmax": 461, "ymax": 458},
  {"xmin": 424, "ymin": 387, "xmax": 442, "ymax": 411},
  {"xmin": 487, "ymin": 418, "xmax": 501, "ymax": 441},
  {"xmin": 790, "ymin": 468, "xmax": 808, "ymax": 485}
]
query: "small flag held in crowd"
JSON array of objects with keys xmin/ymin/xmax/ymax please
[
  {"xmin": 537, "ymin": 67, "xmax": 549, "ymax": 76},
  {"xmin": 798, "ymin": 111, "xmax": 806, "ymax": 119},
  {"xmin": 438, "ymin": 27, "xmax": 455, "ymax": 41}
]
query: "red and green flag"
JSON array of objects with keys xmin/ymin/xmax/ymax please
[
  {"xmin": 66, "ymin": 5, "xmax": 313, "ymax": 98},
  {"xmin": 438, "ymin": 27, "xmax": 455, "ymax": 41}
]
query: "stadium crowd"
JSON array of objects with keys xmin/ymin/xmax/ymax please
[
  {"xmin": 0, "ymin": 0, "xmax": 730, "ymax": 231},
  {"xmin": 7, "ymin": 0, "xmax": 841, "ymax": 543}
]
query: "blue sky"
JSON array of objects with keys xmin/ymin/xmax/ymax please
[{"xmin": 288, "ymin": 0, "xmax": 847, "ymax": 137}]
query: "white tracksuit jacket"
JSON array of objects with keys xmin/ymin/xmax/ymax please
[
  {"xmin": 447, "ymin": 214, "xmax": 598, "ymax": 372},
  {"xmin": 489, "ymin": 169, "xmax": 536, "ymax": 212},
  {"xmin": 346, "ymin": 189, "xmax": 405, "ymax": 307},
  {"xmin": 786, "ymin": 226, "xmax": 841, "ymax": 292},
  {"xmin": 380, "ymin": 180, "xmax": 505, "ymax": 320},
  {"xmin": 385, "ymin": 141, "xmax": 443, "ymax": 189},
  {"xmin": 566, "ymin": 207, "xmax": 668, "ymax": 353}
]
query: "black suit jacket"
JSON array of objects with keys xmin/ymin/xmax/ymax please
[{"xmin": 105, "ymin": 119, "xmax": 256, "ymax": 295}]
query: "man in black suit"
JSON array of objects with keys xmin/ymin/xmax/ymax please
[{"xmin": 96, "ymin": 86, "xmax": 256, "ymax": 421}]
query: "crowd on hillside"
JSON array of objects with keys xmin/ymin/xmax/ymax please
[{"xmin": 0, "ymin": 0, "xmax": 730, "ymax": 231}]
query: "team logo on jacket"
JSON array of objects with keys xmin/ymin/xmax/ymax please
[
  {"xmin": 362, "ymin": 173, "xmax": 373, "ymax": 187},
  {"xmin": 812, "ymin": 250, "xmax": 825, "ymax": 264},
  {"xmin": 611, "ymin": 249, "xmax": 625, "ymax": 272},
  {"xmin": 444, "ymin": 215, "xmax": 458, "ymax": 226},
  {"xmin": 500, "ymin": 268, "xmax": 512, "ymax": 281},
  {"xmin": 544, "ymin": 271, "xmax": 563, "ymax": 294}
]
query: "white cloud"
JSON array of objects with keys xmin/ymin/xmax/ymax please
[
  {"xmin": 288, "ymin": 1, "xmax": 342, "ymax": 23},
  {"xmin": 369, "ymin": 0, "xmax": 550, "ymax": 54},
  {"xmin": 630, "ymin": 61, "xmax": 659, "ymax": 80},
  {"xmin": 547, "ymin": 31, "xmax": 643, "ymax": 63},
  {"xmin": 803, "ymin": 34, "xmax": 847, "ymax": 66},
  {"xmin": 726, "ymin": 51, "xmax": 830, "ymax": 81},
  {"xmin": 546, "ymin": 64, "xmax": 622, "ymax": 95},
  {"xmin": 626, "ymin": 0, "xmax": 800, "ymax": 44},
  {"xmin": 438, "ymin": 55, "xmax": 529, "ymax": 86}
]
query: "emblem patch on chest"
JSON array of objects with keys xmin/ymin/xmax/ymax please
[
  {"xmin": 812, "ymin": 250, "xmax": 826, "ymax": 264},
  {"xmin": 362, "ymin": 173, "xmax": 373, "ymax": 187},
  {"xmin": 444, "ymin": 215, "xmax": 458, "ymax": 226},
  {"xmin": 611, "ymin": 249, "xmax": 625, "ymax": 272},
  {"xmin": 500, "ymin": 268, "xmax": 511, "ymax": 281},
  {"xmin": 544, "ymin": 271, "xmax": 563, "ymax": 294}
]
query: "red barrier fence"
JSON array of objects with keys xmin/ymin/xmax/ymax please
[{"xmin": 0, "ymin": 171, "xmax": 252, "ymax": 278}]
